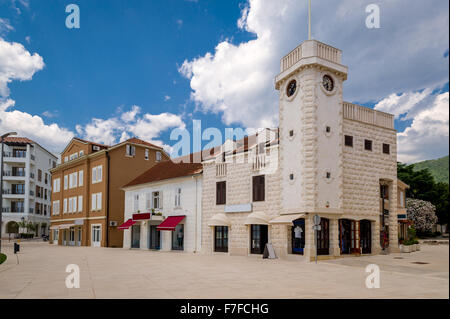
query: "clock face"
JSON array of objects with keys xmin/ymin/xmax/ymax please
[
  {"xmin": 322, "ymin": 75, "xmax": 334, "ymax": 92},
  {"xmin": 286, "ymin": 79, "xmax": 297, "ymax": 97}
]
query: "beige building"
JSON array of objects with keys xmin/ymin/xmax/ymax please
[{"xmin": 201, "ymin": 39, "xmax": 400, "ymax": 260}]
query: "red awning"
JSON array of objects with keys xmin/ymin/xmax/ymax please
[
  {"xmin": 133, "ymin": 213, "xmax": 151, "ymax": 221},
  {"xmin": 118, "ymin": 219, "xmax": 136, "ymax": 230},
  {"xmin": 157, "ymin": 215, "xmax": 186, "ymax": 231}
]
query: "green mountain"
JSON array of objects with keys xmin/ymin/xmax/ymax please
[{"xmin": 413, "ymin": 155, "xmax": 449, "ymax": 184}]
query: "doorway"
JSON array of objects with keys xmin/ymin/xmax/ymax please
[
  {"xmin": 148, "ymin": 225, "xmax": 161, "ymax": 250},
  {"xmin": 292, "ymin": 219, "xmax": 305, "ymax": 255},
  {"xmin": 131, "ymin": 225, "xmax": 141, "ymax": 248},
  {"xmin": 250, "ymin": 224, "xmax": 268, "ymax": 254},
  {"xmin": 360, "ymin": 220, "xmax": 372, "ymax": 254},
  {"xmin": 69, "ymin": 227, "xmax": 75, "ymax": 246},
  {"xmin": 91, "ymin": 225, "xmax": 101, "ymax": 247},
  {"xmin": 214, "ymin": 226, "xmax": 228, "ymax": 253},
  {"xmin": 172, "ymin": 224, "xmax": 184, "ymax": 250},
  {"xmin": 317, "ymin": 218, "xmax": 329, "ymax": 255},
  {"xmin": 76, "ymin": 227, "xmax": 82, "ymax": 246},
  {"xmin": 339, "ymin": 219, "xmax": 359, "ymax": 254}
]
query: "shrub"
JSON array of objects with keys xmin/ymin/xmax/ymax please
[
  {"xmin": 0, "ymin": 253, "xmax": 6, "ymax": 265},
  {"xmin": 406, "ymin": 199, "xmax": 438, "ymax": 233}
]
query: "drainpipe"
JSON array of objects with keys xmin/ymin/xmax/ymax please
[
  {"xmin": 106, "ymin": 152, "xmax": 110, "ymax": 247},
  {"xmin": 194, "ymin": 175, "xmax": 198, "ymax": 253}
]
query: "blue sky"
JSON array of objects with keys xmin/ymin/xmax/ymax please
[{"xmin": 0, "ymin": 0, "xmax": 448, "ymax": 163}]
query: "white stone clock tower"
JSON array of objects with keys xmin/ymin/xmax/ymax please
[{"xmin": 275, "ymin": 40, "xmax": 348, "ymax": 228}]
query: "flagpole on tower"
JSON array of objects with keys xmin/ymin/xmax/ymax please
[{"xmin": 308, "ymin": 0, "xmax": 311, "ymax": 40}]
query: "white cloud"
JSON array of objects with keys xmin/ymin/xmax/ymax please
[
  {"xmin": 76, "ymin": 106, "xmax": 185, "ymax": 150},
  {"xmin": 0, "ymin": 18, "xmax": 14, "ymax": 36},
  {"xmin": 164, "ymin": 95, "xmax": 171, "ymax": 101},
  {"xmin": 42, "ymin": 110, "xmax": 59, "ymax": 118},
  {"xmin": 0, "ymin": 37, "xmax": 45, "ymax": 97},
  {"xmin": 25, "ymin": 36, "xmax": 31, "ymax": 44},
  {"xmin": 0, "ymin": 98, "xmax": 74, "ymax": 152},
  {"xmin": 179, "ymin": 0, "xmax": 449, "ymax": 129},
  {"xmin": 375, "ymin": 88, "xmax": 449, "ymax": 163}
]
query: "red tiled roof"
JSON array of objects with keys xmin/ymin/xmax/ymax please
[
  {"xmin": 124, "ymin": 160, "xmax": 203, "ymax": 187},
  {"xmin": 2, "ymin": 137, "xmax": 35, "ymax": 144}
]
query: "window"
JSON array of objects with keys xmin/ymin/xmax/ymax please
[
  {"xmin": 64, "ymin": 175, "xmax": 68, "ymax": 190},
  {"xmin": 126, "ymin": 145, "xmax": 136, "ymax": 157},
  {"xmin": 69, "ymin": 153, "xmax": 78, "ymax": 161},
  {"xmin": 289, "ymin": 174, "xmax": 294, "ymax": 180},
  {"xmin": 69, "ymin": 197, "xmax": 77, "ymax": 213},
  {"xmin": 52, "ymin": 201, "xmax": 60, "ymax": 215},
  {"xmin": 64, "ymin": 156, "xmax": 68, "ymax": 162},
  {"xmin": 92, "ymin": 165, "xmax": 103, "ymax": 184},
  {"xmin": 152, "ymin": 191, "xmax": 161, "ymax": 209},
  {"xmin": 326, "ymin": 172, "xmax": 331, "ymax": 179},
  {"xmin": 63, "ymin": 198, "xmax": 68, "ymax": 213},
  {"xmin": 216, "ymin": 181, "xmax": 226, "ymax": 205},
  {"xmin": 145, "ymin": 149, "xmax": 149, "ymax": 160},
  {"xmin": 53, "ymin": 178, "xmax": 61, "ymax": 193},
  {"xmin": 156, "ymin": 151, "xmax": 162, "ymax": 162},
  {"xmin": 383, "ymin": 143, "xmax": 390, "ymax": 154},
  {"xmin": 134, "ymin": 194, "xmax": 140, "ymax": 212},
  {"xmin": 78, "ymin": 196, "xmax": 83, "ymax": 213},
  {"xmin": 78, "ymin": 170, "xmax": 84, "ymax": 187},
  {"xmin": 45, "ymin": 173, "xmax": 49, "ymax": 185},
  {"xmin": 252, "ymin": 175, "xmax": 265, "ymax": 202},
  {"xmin": 91, "ymin": 193, "xmax": 102, "ymax": 211},
  {"xmin": 69, "ymin": 172, "xmax": 78, "ymax": 189},
  {"xmin": 344, "ymin": 135, "xmax": 353, "ymax": 147},
  {"xmin": 326, "ymin": 126, "xmax": 331, "ymax": 133},
  {"xmin": 175, "ymin": 188, "xmax": 182, "ymax": 207},
  {"xmin": 289, "ymin": 130, "xmax": 294, "ymax": 137},
  {"xmin": 380, "ymin": 185, "xmax": 389, "ymax": 199},
  {"xmin": 38, "ymin": 169, "xmax": 42, "ymax": 182},
  {"xmin": 364, "ymin": 139, "xmax": 372, "ymax": 151},
  {"xmin": 399, "ymin": 191, "xmax": 404, "ymax": 207},
  {"xmin": 79, "ymin": 150, "xmax": 84, "ymax": 157}
]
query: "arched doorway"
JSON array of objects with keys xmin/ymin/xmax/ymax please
[
  {"xmin": 317, "ymin": 218, "xmax": 329, "ymax": 255},
  {"xmin": 360, "ymin": 220, "xmax": 372, "ymax": 254}
]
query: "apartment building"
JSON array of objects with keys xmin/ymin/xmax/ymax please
[
  {"xmin": 121, "ymin": 160, "xmax": 202, "ymax": 252},
  {"xmin": 0, "ymin": 137, "xmax": 57, "ymax": 238},
  {"xmin": 201, "ymin": 39, "xmax": 400, "ymax": 260},
  {"xmin": 49, "ymin": 137, "xmax": 169, "ymax": 247}
]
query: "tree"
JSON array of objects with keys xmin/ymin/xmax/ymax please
[
  {"xmin": 406, "ymin": 198, "xmax": 438, "ymax": 233},
  {"xmin": 398, "ymin": 162, "xmax": 449, "ymax": 226}
]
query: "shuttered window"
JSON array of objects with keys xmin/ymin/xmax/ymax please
[
  {"xmin": 216, "ymin": 181, "xmax": 226, "ymax": 205},
  {"xmin": 253, "ymin": 175, "xmax": 265, "ymax": 202}
]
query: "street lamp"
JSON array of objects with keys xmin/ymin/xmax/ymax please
[{"xmin": 0, "ymin": 131, "xmax": 18, "ymax": 254}]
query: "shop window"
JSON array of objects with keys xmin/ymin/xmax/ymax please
[{"xmin": 172, "ymin": 224, "xmax": 184, "ymax": 251}]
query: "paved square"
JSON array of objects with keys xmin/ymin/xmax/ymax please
[{"xmin": 0, "ymin": 241, "xmax": 448, "ymax": 299}]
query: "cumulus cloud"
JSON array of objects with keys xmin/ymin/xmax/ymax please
[
  {"xmin": 375, "ymin": 88, "xmax": 449, "ymax": 163},
  {"xmin": 0, "ymin": 37, "xmax": 45, "ymax": 97},
  {"xmin": 75, "ymin": 106, "xmax": 185, "ymax": 152},
  {"xmin": 0, "ymin": 98, "xmax": 74, "ymax": 151},
  {"xmin": 179, "ymin": 0, "xmax": 449, "ymax": 129}
]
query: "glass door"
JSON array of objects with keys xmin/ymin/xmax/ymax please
[
  {"xmin": 77, "ymin": 227, "xmax": 82, "ymax": 246},
  {"xmin": 91, "ymin": 225, "xmax": 101, "ymax": 247},
  {"xmin": 360, "ymin": 220, "xmax": 372, "ymax": 254},
  {"xmin": 172, "ymin": 224, "xmax": 184, "ymax": 250},
  {"xmin": 292, "ymin": 219, "xmax": 305, "ymax": 255},
  {"xmin": 250, "ymin": 225, "xmax": 268, "ymax": 254},
  {"xmin": 214, "ymin": 226, "xmax": 228, "ymax": 252},
  {"xmin": 131, "ymin": 225, "xmax": 141, "ymax": 248},
  {"xmin": 317, "ymin": 218, "xmax": 329, "ymax": 255},
  {"xmin": 69, "ymin": 227, "xmax": 75, "ymax": 246},
  {"xmin": 148, "ymin": 225, "xmax": 160, "ymax": 250}
]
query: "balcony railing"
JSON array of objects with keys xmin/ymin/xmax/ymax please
[
  {"xmin": 2, "ymin": 151, "xmax": 27, "ymax": 158},
  {"xmin": 2, "ymin": 207, "xmax": 25, "ymax": 213},
  {"xmin": 343, "ymin": 102, "xmax": 394, "ymax": 130},
  {"xmin": 3, "ymin": 171, "xmax": 26, "ymax": 177},
  {"xmin": 216, "ymin": 163, "xmax": 227, "ymax": 177},
  {"xmin": 2, "ymin": 189, "xmax": 25, "ymax": 195},
  {"xmin": 252, "ymin": 154, "xmax": 266, "ymax": 171}
]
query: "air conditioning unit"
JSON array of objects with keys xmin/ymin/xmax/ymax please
[{"xmin": 109, "ymin": 221, "xmax": 118, "ymax": 227}]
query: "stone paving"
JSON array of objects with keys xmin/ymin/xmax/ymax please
[{"xmin": 0, "ymin": 241, "xmax": 448, "ymax": 299}]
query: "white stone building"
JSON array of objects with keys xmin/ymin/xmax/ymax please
[
  {"xmin": 201, "ymin": 39, "xmax": 399, "ymax": 260},
  {"xmin": 121, "ymin": 161, "xmax": 202, "ymax": 252},
  {"xmin": 1, "ymin": 137, "xmax": 57, "ymax": 238}
]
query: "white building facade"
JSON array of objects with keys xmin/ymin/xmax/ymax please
[
  {"xmin": 1, "ymin": 137, "xmax": 57, "ymax": 238},
  {"xmin": 121, "ymin": 162, "xmax": 202, "ymax": 253},
  {"xmin": 201, "ymin": 39, "xmax": 399, "ymax": 260}
]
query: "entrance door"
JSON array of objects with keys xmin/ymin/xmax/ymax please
[
  {"xmin": 360, "ymin": 220, "xmax": 371, "ymax": 254},
  {"xmin": 131, "ymin": 225, "xmax": 141, "ymax": 248},
  {"xmin": 148, "ymin": 225, "xmax": 160, "ymax": 250},
  {"xmin": 214, "ymin": 226, "xmax": 229, "ymax": 252},
  {"xmin": 292, "ymin": 219, "xmax": 305, "ymax": 255},
  {"xmin": 53, "ymin": 229, "xmax": 59, "ymax": 245},
  {"xmin": 77, "ymin": 227, "xmax": 82, "ymax": 246},
  {"xmin": 91, "ymin": 225, "xmax": 101, "ymax": 247},
  {"xmin": 250, "ymin": 224, "xmax": 268, "ymax": 254},
  {"xmin": 172, "ymin": 224, "xmax": 184, "ymax": 250},
  {"xmin": 317, "ymin": 218, "xmax": 329, "ymax": 255},
  {"xmin": 339, "ymin": 219, "xmax": 360, "ymax": 254},
  {"xmin": 63, "ymin": 230, "xmax": 67, "ymax": 246},
  {"xmin": 69, "ymin": 227, "xmax": 75, "ymax": 246}
]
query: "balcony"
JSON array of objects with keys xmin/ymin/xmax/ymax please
[
  {"xmin": 2, "ymin": 207, "xmax": 25, "ymax": 213},
  {"xmin": 343, "ymin": 102, "xmax": 394, "ymax": 130},
  {"xmin": 216, "ymin": 163, "xmax": 227, "ymax": 177},
  {"xmin": 252, "ymin": 154, "xmax": 266, "ymax": 171}
]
